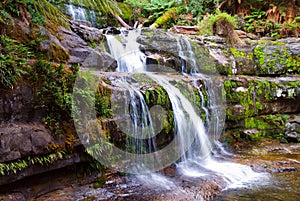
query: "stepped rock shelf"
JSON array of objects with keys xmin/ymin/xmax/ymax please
[{"xmin": 0, "ymin": 19, "xmax": 300, "ymax": 200}]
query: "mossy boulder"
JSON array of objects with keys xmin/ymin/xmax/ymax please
[
  {"xmin": 224, "ymin": 76, "xmax": 300, "ymax": 121},
  {"xmin": 208, "ymin": 38, "xmax": 300, "ymax": 76}
]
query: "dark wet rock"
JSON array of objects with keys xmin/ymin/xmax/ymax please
[
  {"xmin": 72, "ymin": 19, "xmax": 93, "ymax": 27},
  {"xmin": 246, "ymin": 33, "xmax": 259, "ymax": 40},
  {"xmin": 38, "ymin": 24, "xmax": 117, "ymax": 69},
  {"xmin": 169, "ymin": 26, "xmax": 199, "ymax": 35},
  {"xmin": 138, "ymin": 28, "xmax": 216, "ymax": 74},
  {"xmin": 81, "ymin": 47, "xmax": 117, "ymax": 69},
  {"xmin": 70, "ymin": 20, "xmax": 104, "ymax": 42},
  {"xmin": 103, "ymin": 27, "xmax": 122, "ymax": 34},
  {"xmin": 274, "ymin": 167, "xmax": 297, "ymax": 173},
  {"xmin": 138, "ymin": 28, "xmax": 179, "ymax": 57},
  {"xmin": 0, "ymin": 84, "xmax": 43, "ymax": 123},
  {"xmin": 296, "ymin": 87, "xmax": 300, "ymax": 96},
  {"xmin": 0, "ymin": 123, "xmax": 53, "ymax": 162},
  {"xmin": 0, "ymin": 152, "xmax": 81, "ymax": 186}
]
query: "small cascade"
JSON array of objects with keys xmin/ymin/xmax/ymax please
[
  {"xmin": 175, "ymin": 34, "xmax": 198, "ymax": 74},
  {"xmin": 113, "ymin": 79, "xmax": 158, "ymax": 153},
  {"xmin": 66, "ymin": 4, "xmax": 87, "ymax": 21},
  {"xmin": 66, "ymin": 4, "xmax": 97, "ymax": 26},
  {"xmin": 148, "ymin": 74, "xmax": 212, "ymax": 162},
  {"xmin": 105, "ymin": 29, "xmax": 267, "ymax": 189},
  {"xmin": 174, "ymin": 33, "xmax": 226, "ymax": 146},
  {"xmin": 106, "ymin": 30, "xmax": 146, "ymax": 73}
]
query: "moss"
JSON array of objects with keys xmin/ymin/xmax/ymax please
[
  {"xmin": 118, "ymin": 2, "xmax": 133, "ymax": 21},
  {"xmin": 133, "ymin": 73, "xmax": 156, "ymax": 85},
  {"xmin": 144, "ymin": 86, "xmax": 171, "ymax": 109},
  {"xmin": 243, "ymin": 114, "xmax": 290, "ymax": 141},
  {"xmin": 285, "ymin": 80, "xmax": 300, "ymax": 88},
  {"xmin": 229, "ymin": 47, "xmax": 255, "ymax": 75},
  {"xmin": 254, "ymin": 42, "xmax": 300, "ymax": 75},
  {"xmin": 256, "ymin": 40, "xmax": 285, "ymax": 46},
  {"xmin": 224, "ymin": 78, "xmax": 280, "ymax": 120},
  {"xmin": 150, "ymin": 7, "xmax": 184, "ymax": 29},
  {"xmin": 49, "ymin": 43, "xmax": 70, "ymax": 63}
]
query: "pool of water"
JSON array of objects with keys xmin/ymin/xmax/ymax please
[{"xmin": 214, "ymin": 172, "xmax": 300, "ymax": 201}]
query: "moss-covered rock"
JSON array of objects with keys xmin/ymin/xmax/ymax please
[
  {"xmin": 224, "ymin": 76, "xmax": 300, "ymax": 121},
  {"xmin": 254, "ymin": 40, "xmax": 300, "ymax": 75},
  {"xmin": 208, "ymin": 38, "xmax": 300, "ymax": 76}
]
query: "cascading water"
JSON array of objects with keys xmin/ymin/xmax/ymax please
[
  {"xmin": 111, "ymin": 78, "xmax": 160, "ymax": 170},
  {"xmin": 105, "ymin": 29, "xmax": 267, "ymax": 189},
  {"xmin": 66, "ymin": 4, "xmax": 97, "ymax": 26},
  {"xmin": 106, "ymin": 30, "xmax": 146, "ymax": 73}
]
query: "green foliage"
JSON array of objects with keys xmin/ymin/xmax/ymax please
[
  {"xmin": 186, "ymin": 0, "xmax": 218, "ymax": 22},
  {"xmin": 0, "ymin": 0, "xmax": 20, "ymax": 24},
  {"xmin": 30, "ymin": 61, "xmax": 79, "ymax": 136},
  {"xmin": 243, "ymin": 8, "xmax": 280, "ymax": 36},
  {"xmin": 0, "ymin": 35, "xmax": 33, "ymax": 88},
  {"xmin": 25, "ymin": 0, "xmax": 69, "ymax": 27},
  {"xmin": 0, "ymin": 150, "xmax": 69, "ymax": 176},
  {"xmin": 150, "ymin": 6, "xmax": 184, "ymax": 29},
  {"xmin": 1, "ymin": 0, "xmax": 122, "ymax": 28},
  {"xmin": 143, "ymin": 0, "xmax": 179, "ymax": 26},
  {"xmin": 95, "ymin": 86, "xmax": 113, "ymax": 119},
  {"xmin": 117, "ymin": 2, "xmax": 133, "ymax": 21},
  {"xmin": 124, "ymin": 0, "xmax": 149, "ymax": 18}
]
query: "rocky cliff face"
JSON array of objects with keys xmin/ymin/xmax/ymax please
[{"xmin": 0, "ymin": 17, "xmax": 117, "ymax": 185}]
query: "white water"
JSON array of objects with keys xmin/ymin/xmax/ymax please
[
  {"xmin": 105, "ymin": 29, "xmax": 267, "ymax": 189},
  {"xmin": 66, "ymin": 4, "xmax": 97, "ymax": 26},
  {"xmin": 106, "ymin": 30, "xmax": 146, "ymax": 73}
]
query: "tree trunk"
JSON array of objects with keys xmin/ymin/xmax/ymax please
[{"xmin": 114, "ymin": 15, "xmax": 132, "ymax": 28}]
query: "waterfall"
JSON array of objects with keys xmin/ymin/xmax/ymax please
[
  {"xmin": 66, "ymin": 4, "xmax": 97, "ymax": 26},
  {"xmin": 105, "ymin": 29, "xmax": 267, "ymax": 188},
  {"xmin": 106, "ymin": 30, "xmax": 146, "ymax": 73}
]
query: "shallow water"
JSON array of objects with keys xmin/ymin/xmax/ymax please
[{"xmin": 214, "ymin": 172, "xmax": 300, "ymax": 201}]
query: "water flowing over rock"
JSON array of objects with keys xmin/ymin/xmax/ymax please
[
  {"xmin": 65, "ymin": 4, "xmax": 97, "ymax": 27},
  {"xmin": 100, "ymin": 29, "xmax": 264, "ymax": 187},
  {"xmin": 1, "ymin": 15, "xmax": 300, "ymax": 199}
]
